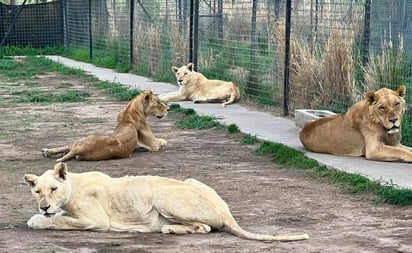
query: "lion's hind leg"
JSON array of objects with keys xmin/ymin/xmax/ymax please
[
  {"xmin": 55, "ymin": 148, "xmax": 80, "ymax": 162},
  {"xmin": 161, "ymin": 222, "xmax": 211, "ymax": 235},
  {"xmin": 42, "ymin": 146, "xmax": 70, "ymax": 158}
]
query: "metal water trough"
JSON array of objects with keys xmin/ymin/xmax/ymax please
[{"xmin": 294, "ymin": 109, "xmax": 336, "ymax": 128}]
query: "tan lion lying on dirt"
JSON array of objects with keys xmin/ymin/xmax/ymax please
[
  {"xmin": 42, "ymin": 88, "xmax": 168, "ymax": 162},
  {"xmin": 300, "ymin": 85, "xmax": 412, "ymax": 162},
  {"xmin": 159, "ymin": 63, "xmax": 240, "ymax": 107},
  {"xmin": 24, "ymin": 162, "xmax": 309, "ymax": 242}
]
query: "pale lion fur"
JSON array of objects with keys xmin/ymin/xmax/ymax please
[
  {"xmin": 24, "ymin": 162, "xmax": 309, "ymax": 242},
  {"xmin": 42, "ymin": 88, "xmax": 168, "ymax": 162},
  {"xmin": 300, "ymin": 85, "xmax": 412, "ymax": 162},
  {"xmin": 159, "ymin": 63, "xmax": 240, "ymax": 107}
]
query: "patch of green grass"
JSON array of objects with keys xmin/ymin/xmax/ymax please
[
  {"xmin": 26, "ymin": 56, "xmax": 86, "ymax": 76},
  {"xmin": 0, "ymin": 58, "xmax": 38, "ymax": 79},
  {"xmin": 169, "ymin": 104, "xmax": 196, "ymax": 115},
  {"xmin": 92, "ymin": 81, "xmax": 140, "ymax": 101},
  {"xmin": 227, "ymin": 124, "xmax": 240, "ymax": 133},
  {"xmin": 256, "ymin": 141, "xmax": 319, "ymax": 169},
  {"xmin": 14, "ymin": 90, "xmax": 91, "ymax": 103},
  {"xmin": 311, "ymin": 166, "xmax": 380, "ymax": 193},
  {"xmin": 170, "ymin": 104, "xmax": 224, "ymax": 130},
  {"xmin": 0, "ymin": 46, "xmax": 64, "ymax": 57},
  {"xmin": 255, "ymin": 140, "xmax": 412, "ymax": 206},
  {"xmin": 176, "ymin": 114, "xmax": 224, "ymax": 130},
  {"xmin": 376, "ymin": 182, "xmax": 412, "ymax": 205},
  {"xmin": 242, "ymin": 134, "xmax": 258, "ymax": 145},
  {"xmin": 68, "ymin": 47, "xmax": 91, "ymax": 63}
]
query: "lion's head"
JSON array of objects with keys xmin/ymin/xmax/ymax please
[
  {"xmin": 24, "ymin": 162, "xmax": 71, "ymax": 216},
  {"xmin": 366, "ymin": 85, "xmax": 406, "ymax": 134},
  {"xmin": 141, "ymin": 88, "xmax": 168, "ymax": 118},
  {"xmin": 172, "ymin": 63, "xmax": 195, "ymax": 86}
]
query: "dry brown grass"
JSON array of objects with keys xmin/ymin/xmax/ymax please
[
  {"xmin": 169, "ymin": 26, "xmax": 188, "ymax": 66},
  {"xmin": 273, "ymin": 21, "xmax": 355, "ymax": 110},
  {"xmin": 147, "ymin": 24, "xmax": 161, "ymax": 75},
  {"xmin": 363, "ymin": 34, "xmax": 405, "ymax": 93}
]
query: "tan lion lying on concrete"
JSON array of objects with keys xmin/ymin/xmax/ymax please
[
  {"xmin": 42, "ymin": 88, "xmax": 168, "ymax": 162},
  {"xmin": 300, "ymin": 85, "xmax": 412, "ymax": 162},
  {"xmin": 160, "ymin": 63, "xmax": 240, "ymax": 107},
  {"xmin": 24, "ymin": 162, "xmax": 309, "ymax": 242}
]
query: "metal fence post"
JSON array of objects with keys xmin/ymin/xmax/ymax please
[
  {"xmin": 247, "ymin": 0, "xmax": 258, "ymax": 97},
  {"xmin": 283, "ymin": 0, "xmax": 292, "ymax": 116},
  {"xmin": 362, "ymin": 0, "xmax": 371, "ymax": 66},
  {"xmin": 189, "ymin": 0, "xmax": 198, "ymax": 70},
  {"xmin": 88, "ymin": 0, "xmax": 92, "ymax": 61},
  {"xmin": 130, "ymin": 0, "xmax": 135, "ymax": 67}
]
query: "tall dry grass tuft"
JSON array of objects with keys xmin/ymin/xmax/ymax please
[
  {"xmin": 147, "ymin": 24, "xmax": 161, "ymax": 75},
  {"xmin": 321, "ymin": 30, "xmax": 356, "ymax": 105},
  {"xmin": 363, "ymin": 34, "xmax": 405, "ymax": 93},
  {"xmin": 273, "ymin": 21, "xmax": 317, "ymax": 109},
  {"xmin": 273, "ymin": 21, "xmax": 355, "ymax": 110},
  {"xmin": 169, "ymin": 26, "xmax": 188, "ymax": 66},
  {"xmin": 133, "ymin": 23, "xmax": 144, "ymax": 64}
]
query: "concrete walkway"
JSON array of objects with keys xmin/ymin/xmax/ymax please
[{"xmin": 46, "ymin": 56, "xmax": 412, "ymax": 189}]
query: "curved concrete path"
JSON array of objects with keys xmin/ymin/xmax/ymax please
[{"xmin": 46, "ymin": 56, "xmax": 412, "ymax": 189}]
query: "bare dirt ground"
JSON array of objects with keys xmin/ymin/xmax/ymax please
[{"xmin": 0, "ymin": 73, "xmax": 412, "ymax": 253}]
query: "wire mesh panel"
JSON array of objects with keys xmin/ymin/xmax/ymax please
[
  {"xmin": 132, "ymin": 0, "xmax": 189, "ymax": 81},
  {"xmin": 287, "ymin": 0, "xmax": 364, "ymax": 112},
  {"xmin": 64, "ymin": 0, "xmax": 91, "ymax": 54},
  {"xmin": 91, "ymin": 0, "xmax": 130, "ymax": 71},
  {"xmin": 196, "ymin": 0, "xmax": 284, "ymax": 108},
  {"xmin": 0, "ymin": 1, "xmax": 63, "ymax": 48}
]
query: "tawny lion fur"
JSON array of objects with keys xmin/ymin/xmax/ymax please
[
  {"xmin": 24, "ymin": 162, "xmax": 309, "ymax": 241},
  {"xmin": 159, "ymin": 63, "xmax": 240, "ymax": 107},
  {"xmin": 300, "ymin": 85, "xmax": 412, "ymax": 162},
  {"xmin": 42, "ymin": 88, "xmax": 168, "ymax": 162}
]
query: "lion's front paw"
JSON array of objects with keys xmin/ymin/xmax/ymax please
[
  {"xmin": 41, "ymin": 148, "xmax": 49, "ymax": 157},
  {"xmin": 159, "ymin": 138, "xmax": 168, "ymax": 147},
  {"xmin": 27, "ymin": 214, "xmax": 49, "ymax": 229}
]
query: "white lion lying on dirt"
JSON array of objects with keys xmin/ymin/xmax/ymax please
[{"xmin": 24, "ymin": 162, "xmax": 309, "ymax": 242}]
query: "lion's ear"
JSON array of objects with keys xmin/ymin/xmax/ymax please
[
  {"xmin": 172, "ymin": 66, "xmax": 179, "ymax": 73},
  {"xmin": 143, "ymin": 88, "xmax": 153, "ymax": 94},
  {"xmin": 365, "ymin": 91, "xmax": 376, "ymax": 104},
  {"xmin": 53, "ymin": 162, "xmax": 68, "ymax": 181},
  {"xmin": 24, "ymin": 174, "xmax": 38, "ymax": 187},
  {"xmin": 397, "ymin": 85, "xmax": 406, "ymax": 98},
  {"xmin": 143, "ymin": 90, "xmax": 153, "ymax": 105},
  {"xmin": 187, "ymin": 63, "xmax": 194, "ymax": 71}
]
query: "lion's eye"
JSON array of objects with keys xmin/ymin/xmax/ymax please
[
  {"xmin": 34, "ymin": 190, "xmax": 40, "ymax": 194},
  {"xmin": 379, "ymin": 106, "xmax": 385, "ymax": 111},
  {"xmin": 51, "ymin": 187, "xmax": 57, "ymax": 192},
  {"xmin": 395, "ymin": 102, "xmax": 400, "ymax": 107}
]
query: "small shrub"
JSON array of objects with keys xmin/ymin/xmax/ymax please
[
  {"xmin": 256, "ymin": 141, "xmax": 318, "ymax": 169},
  {"xmin": 242, "ymin": 134, "xmax": 258, "ymax": 145},
  {"xmin": 169, "ymin": 104, "xmax": 196, "ymax": 115},
  {"xmin": 176, "ymin": 115, "xmax": 223, "ymax": 130},
  {"xmin": 227, "ymin": 124, "xmax": 240, "ymax": 133},
  {"xmin": 93, "ymin": 81, "xmax": 140, "ymax": 101}
]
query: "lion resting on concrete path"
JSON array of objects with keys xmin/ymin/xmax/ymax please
[
  {"xmin": 24, "ymin": 162, "xmax": 309, "ymax": 242},
  {"xmin": 160, "ymin": 63, "xmax": 240, "ymax": 107},
  {"xmin": 300, "ymin": 85, "xmax": 412, "ymax": 162},
  {"xmin": 42, "ymin": 88, "xmax": 168, "ymax": 162}
]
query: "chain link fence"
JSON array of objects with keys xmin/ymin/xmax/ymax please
[
  {"xmin": 3, "ymin": 0, "xmax": 412, "ymax": 145},
  {"xmin": 0, "ymin": 1, "xmax": 63, "ymax": 47}
]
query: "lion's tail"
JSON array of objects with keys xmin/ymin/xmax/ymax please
[
  {"xmin": 224, "ymin": 222, "xmax": 309, "ymax": 241},
  {"xmin": 221, "ymin": 83, "xmax": 241, "ymax": 107}
]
